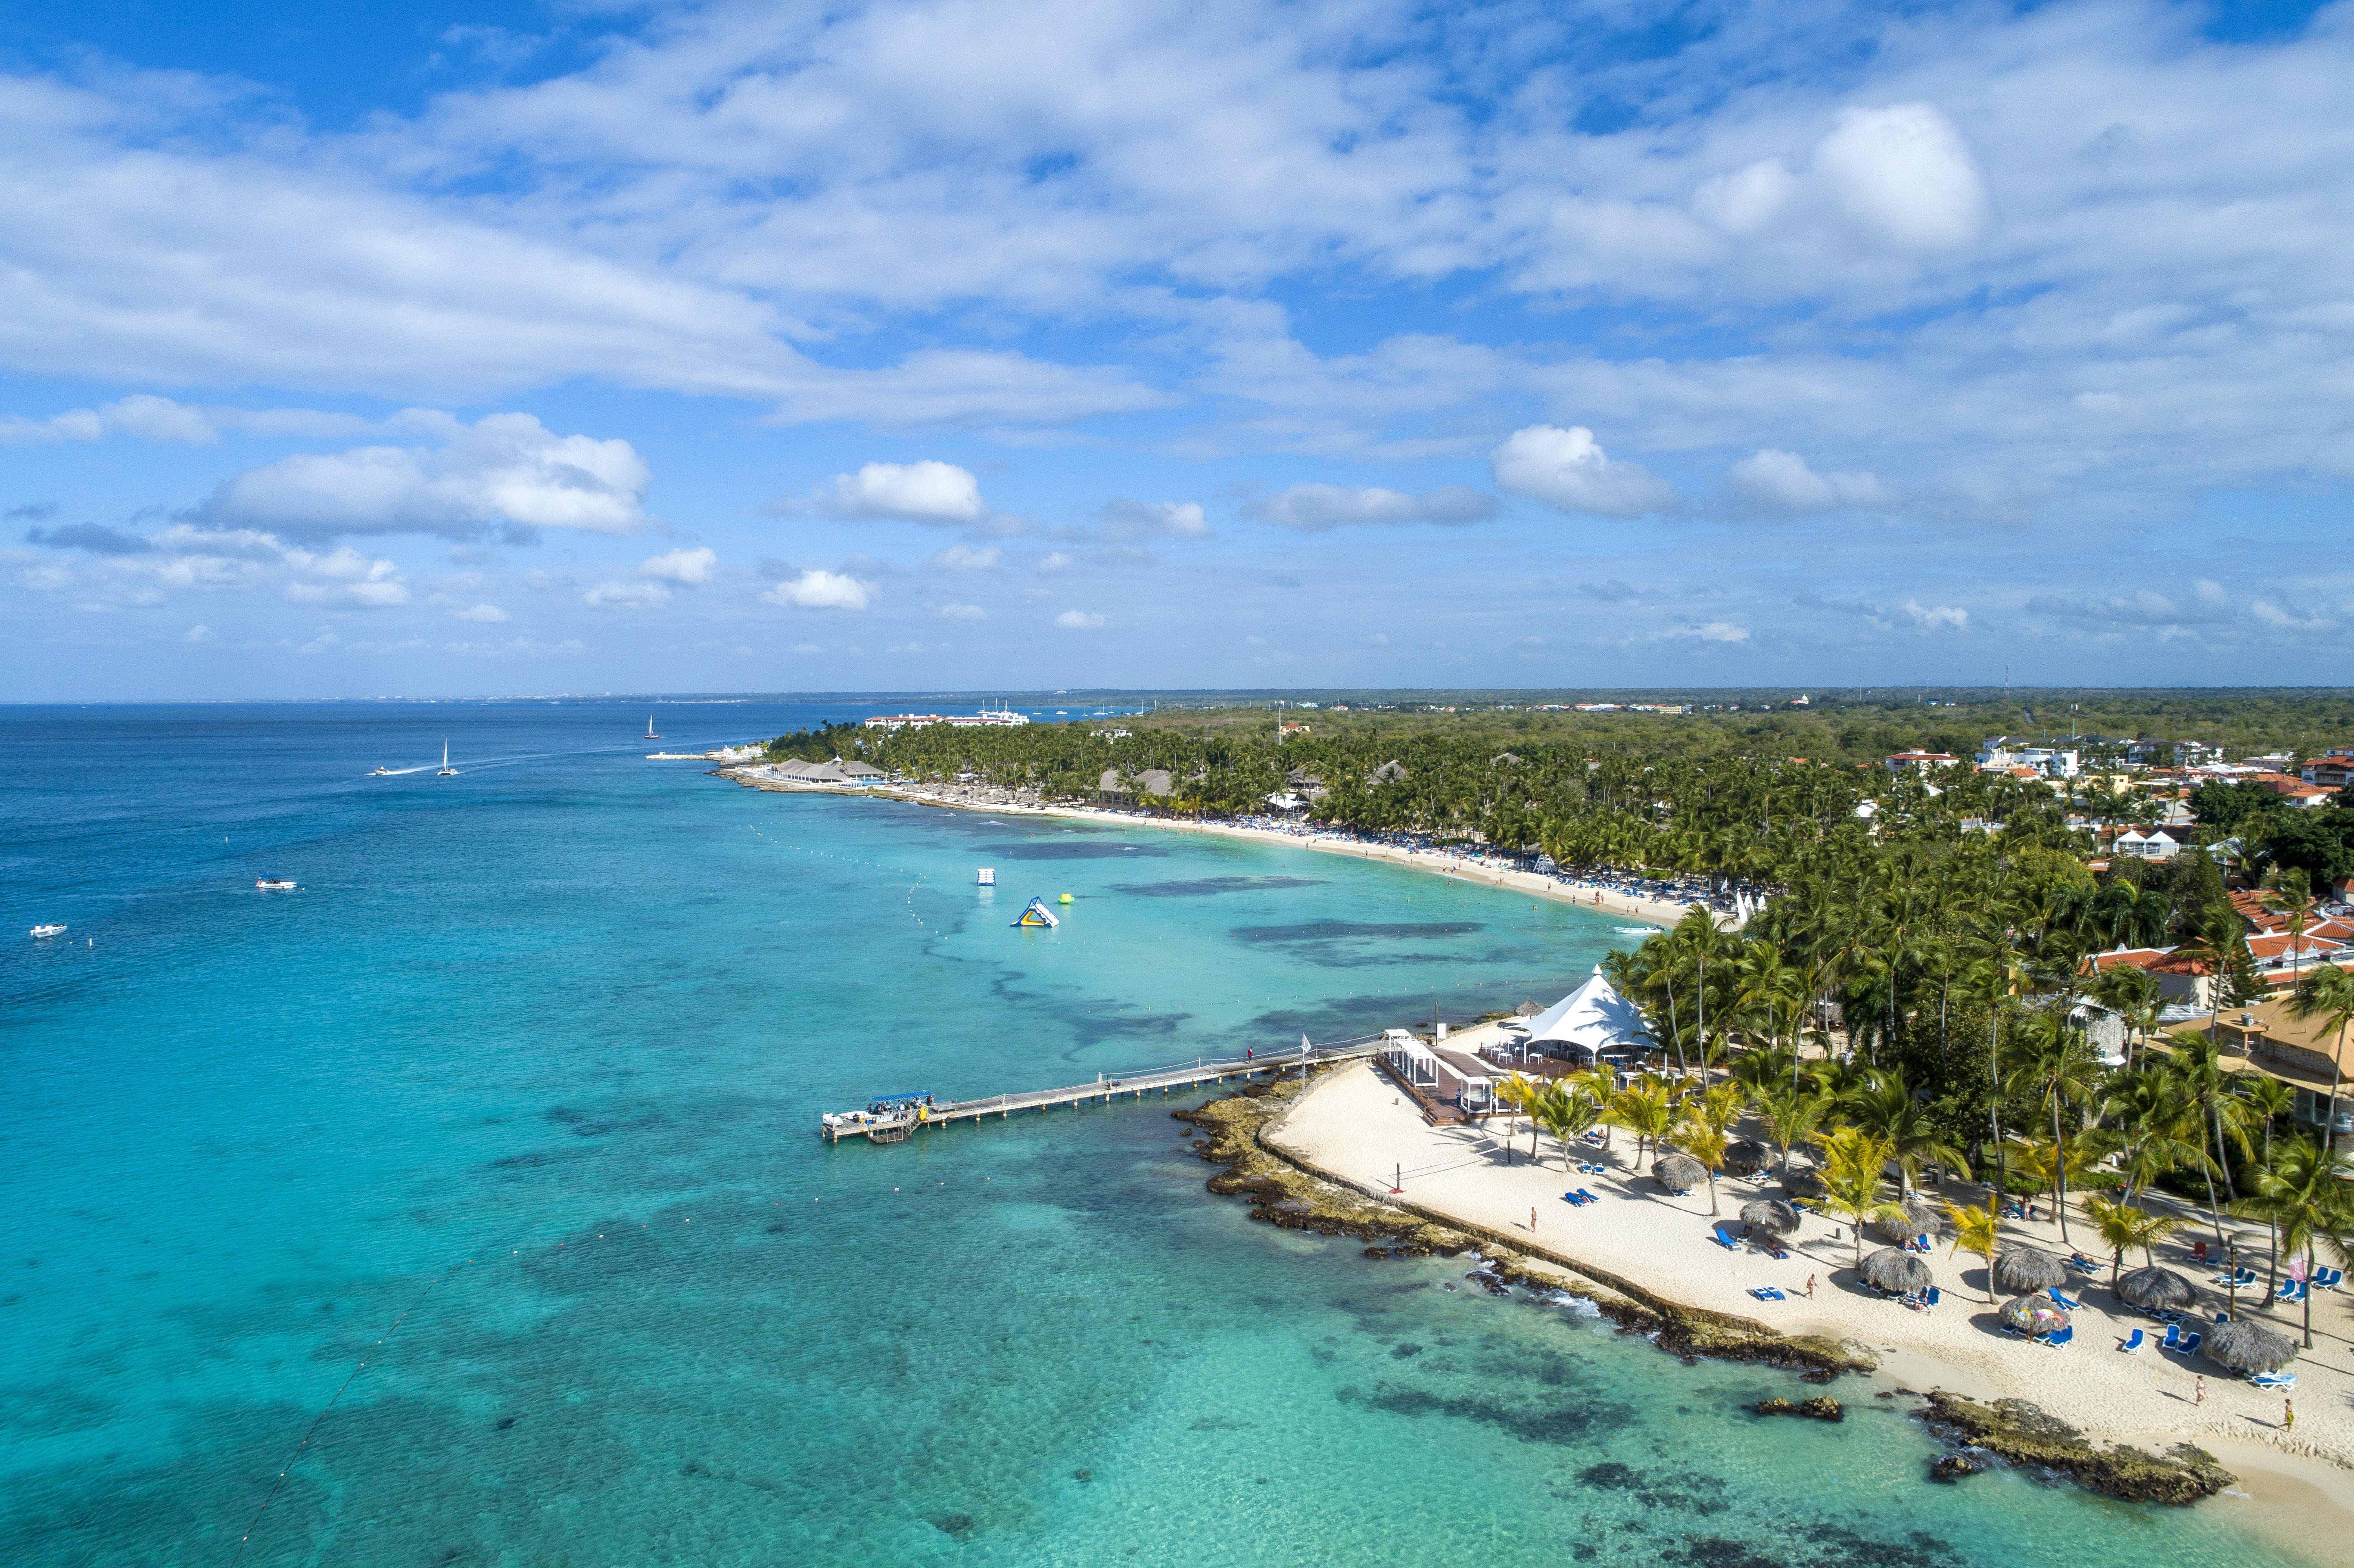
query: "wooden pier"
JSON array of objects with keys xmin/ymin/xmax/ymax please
[{"xmin": 820, "ymin": 1036, "xmax": 1389, "ymax": 1142}]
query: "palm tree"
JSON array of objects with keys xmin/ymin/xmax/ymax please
[
  {"xmin": 1497, "ymin": 1072, "xmax": 1544, "ymax": 1162},
  {"xmin": 1754, "ymin": 1085, "xmax": 1831, "ymax": 1181},
  {"xmin": 2241, "ymin": 1136, "xmax": 2354, "ymax": 1348},
  {"xmin": 2005, "ymin": 1011, "xmax": 2105, "ymax": 1245},
  {"xmin": 1944, "ymin": 1198, "xmax": 2000, "ymax": 1303},
  {"xmin": 2164, "ymin": 1030, "xmax": 2256, "ymax": 1244},
  {"xmin": 1675, "ymin": 1111, "xmax": 1731, "ymax": 1216},
  {"xmin": 1841, "ymin": 1075, "xmax": 1972, "ymax": 1199},
  {"xmin": 2082, "ymin": 1194, "xmax": 2179, "ymax": 1297},
  {"xmin": 1609, "ymin": 1078, "xmax": 1676, "ymax": 1168},
  {"xmin": 2286, "ymin": 962, "xmax": 2354, "ymax": 1156},
  {"xmin": 2101, "ymin": 1067, "xmax": 2212, "ymax": 1207},
  {"xmin": 1533, "ymin": 1081, "xmax": 1603, "ymax": 1169},
  {"xmin": 1815, "ymin": 1126, "xmax": 1909, "ymax": 1271},
  {"xmin": 2234, "ymin": 1073, "xmax": 2300, "ymax": 1294}
]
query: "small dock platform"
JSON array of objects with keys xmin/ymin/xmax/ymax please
[{"xmin": 820, "ymin": 1037, "xmax": 1387, "ymax": 1142}]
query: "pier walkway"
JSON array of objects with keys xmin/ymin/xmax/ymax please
[{"xmin": 821, "ymin": 1035, "xmax": 1390, "ymax": 1142}]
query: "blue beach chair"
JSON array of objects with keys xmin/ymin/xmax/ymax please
[
  {"xmin": 2119, "ymin": 1328, "xmax": 2145, "ymax": 1353},
  {"xmin": 2046, "ymin": 1325, "xmax": 2074, "ymax": 1348},
  {"xmin": 2251, "ymin": 1372, "xmax": 2297, "ymax": 1390},
  {"xmin": 1576, "ymin": 1188, "xmax": 1598, "ymax": 1204},
  {"xmin": 2048, "ymin": 1287, "xmax": 2081, "ymax": 1311},
  {"xmin": 2180, "ymin": 1330, "xmax": 2203, "ymax": 1356},
  {"xmin": 2161, "ymin": 1323, "xmax": 2183, "ymax": 1352}
]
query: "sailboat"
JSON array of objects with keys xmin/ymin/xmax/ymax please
[
  {"xmin": 644, "ymin": 713, "xmax": 660, "ymax": 740},
  {"xmin": 436, "ymin": 741, "xmax": 457, "ymax": 777}
]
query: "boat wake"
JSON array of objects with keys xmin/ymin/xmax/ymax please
[{"xmin": 371, "ymin": 765, "xmax": 435, "ymax": 776}]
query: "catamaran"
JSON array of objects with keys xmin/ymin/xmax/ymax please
[
  {"xmin": 256, "ymin": 877, "xmax": 297, "ymax": 891},
  {"xmin": 436, "ymin": 741, "xmax": 457, "ymax": 777},
  {"xmin": 644, "ymin": 713, "xmax": 660, "ymax": 740}
]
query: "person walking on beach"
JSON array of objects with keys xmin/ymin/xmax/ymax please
[
  {"xmin": 2284, "ymin": 1399, "xmax": 2295, "ymax": 1432},
  {"xmin": 2194, "ymin": 1377, "xmax": 2205, "ymax": 1406},
  {"xmin": 1530, "ymin": 1206, "xmax": 1538, "ymax": 1233},
  {"xmin": 1805, "ymin": 1275, "xmax": 1816, "ymax": 1300}
]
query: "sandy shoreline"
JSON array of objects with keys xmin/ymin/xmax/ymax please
[{"xmin": 1267, "ymin": 1054, "xmax": 2354, "ymax": 1531}]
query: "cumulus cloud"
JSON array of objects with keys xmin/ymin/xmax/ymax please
[
  {"xmin": 929, "ymin": 544, "xmax": 1001, "ymax": 571},
  {"xmin": 764, "ymin": 568, "xmax": 875, "ymax": 610},
  {"xmin": 638, "ymin": 545, "xmax": 717, "ymax": 584},
  {"xmin": 1663, "ymin": 621, "xmax": 1751, "ymax": 643},
  {"xmin": 1900, "ymin": 599, "xmax": 1968, "ymax": 631},
  {"xmin": 583, "ymin": 580, "xmax": 670, "ymax": 609},
  {"xmin": 1490, "ymin": 426, "xmax": 1677, "ymax": 517},
  {"xmin": 1099, "ymin": 498, "xmax": 1210, "ymax": 539},
  {"xmin": 184, "ymin": 623, "xmax": 214, "ymax": 642},
  {"xmin": 280, "ymin": 544, "xmax": 410, "ymax": 607},
  {"xmin": 1242, "ymin": 484, "xmax": 1498, "ymax": 531},
  {"xmin": 1727, "ymin": 449, "xmax": 1893, "ymax": 513},
  {"xmin": 450, "ymin": 602, "xmax": 510, "ymax": 622},
  {"xmin": 209, "ymin": 414, "xmax": 650, "ymax": 538},
  {"xmin": 1055, "ymin": 609, "xmax": 1105, "ymax": 629},
  {"xmin": 1812, "ymin": 104, "xmax": 1989, "ymax": 252},
  {"xmin": 26, "ymin": 521, "xmax": 153, "ymax": 554},
  {"xmin": 811, "ymin": 460, "xmax": 984, "ymax": 525},
  {"xmin": 933, "ymin": 602, "xmax": 987, "ymax": 620},
  {"xmin": 2025, "ymin": 580, "xmax": 2233, "ymax": 626}
]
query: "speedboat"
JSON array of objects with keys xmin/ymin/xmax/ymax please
[
  {"xmin": 371, "ymin": 765, "xmax": 393, "ymax": 776},
  {"xmin": 256, "ymin": 877, "xmax": 297, "ymax": 891},
  {"xmin": 30, "ymin": 924, "xmax": 66, "ymax": 938}
]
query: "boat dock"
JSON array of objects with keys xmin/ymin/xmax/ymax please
[{"xmin": 820, "ymin": 1036, "xmax": 1389, "ymax": 1143}]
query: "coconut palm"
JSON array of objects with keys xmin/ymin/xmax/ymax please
[
  {"xmin": 2101, "ymin": 1067, "xmax": 2213, "ymax": 1205},
  {"xmin": 2082, "ymin": 1194, "xmax": 2179, "ymax": 1297},
  {"xmin": 1754, "ymin": 1085, "xmax": 1831, "ymax": 1181},
  {"xmin": 2165, "ymin": 1030, "xmax": 2258, "ymax": 1243},
  {"xmin": 1814, "ymin": 1126, "xmax": 1910, "ymax": 1271},
  {"xmin": 2234, "ymin": 1073, "xmax": 2301, "ymax": 1295},
  {"xmin": 2286, "ymin": 962, "xmax": 2354, "ymax": 1155},
  {"xmin": 1608, "ymin": 1078, "xmax": 1677, "ymax": 1168},
  {"xmin": 2241, "ymin": 1136, "xmax": 2354, "ymax": 1348},
  {"xmin": 1841, "ymin": 1074, "xmax": 1973, "ymax": 1199},
  {"xmin": 1674, "ymin": 1111, "xmax": 1731, "ymax": 1216},
  {"xmin": 1496, "ymin": 1071, "xmax": 1545, "ymax": 1161},
  {"xmin": 1533, "ymin": 1081, "xmax": 1603, "ymax": 1169},
  {"xmin": 2004, "ymin": 1012, "xmax": 2106, "ymax": 1244},
  {"xmin": 1944, "ymin": 1199, "xmax": 2001, "ymax": 1303}
]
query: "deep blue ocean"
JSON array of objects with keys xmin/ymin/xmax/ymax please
[{"xmin": 0, "ymin": 702, "xmax": 2313, "ymax": 1565}]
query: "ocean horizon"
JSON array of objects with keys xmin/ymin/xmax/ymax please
[{"xmin": 0, "ymin": 702, "xmax": 2315, "ymax": 1565}]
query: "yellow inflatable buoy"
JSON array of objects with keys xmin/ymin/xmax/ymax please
[{"xmin": 1058, "ymin": 893, "xmax": 1074, "ymax": 903}]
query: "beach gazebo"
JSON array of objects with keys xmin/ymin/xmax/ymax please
[
  {"xmin": 1994, "ymin": 1246, "xmax": 2067, "ymax": 1296},
  {"xmin": 1861, "ymin": 1248, "xmax": 1932, "ymax": 1296},
  {"xmin": 1521, "ymin": 969, "xmax": 1654, "ymax": 1068},
  {"xmin": 1739, "ymin": 1198, "xmax": 1799, "ymax": 1237},
  {"xmin": 2115, "ymin": 1266, "xmax": 2197, "ymax": 1313},
  {"xmin": 1653, "ymin": 1153, "xmax": 1707, "ymax": 1194},
  {"xmin": 2205, "ymin": 1319, "xmax": 2297, "ymax": 1375}
]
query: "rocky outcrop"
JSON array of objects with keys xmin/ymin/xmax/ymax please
[
  {"xmin": 1913, "ymin": 1391, "xmax": 2234, "ymax": 1504},
  {"xmin": 1752, "ymin": 1396, "xmax": 1843, "ymax": 1422}
]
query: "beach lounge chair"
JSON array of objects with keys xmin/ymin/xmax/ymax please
[
  {"xmin": 2047, "ymin": 1287, "xmax": 2081, "ymax": 1311},
  {"xmin": 2180, "ymin": 1330, "xmax": 2202, "ymax": 1356},
  {"xmin": 2161, "ymin": 1323, "xmax": 2183, "ymax": 1352},
  {"xmin": 1765, "ymin": 1243, "xmax": 1789, "ymax": 1261},
  {"xmin": 2250, "ymin": 1372, "xmax": 2297, "ymax": 1390},
  {"xmin": 2119, "ymin": 1328, "xmax": 2145, "ymax": 1353},
  {"xmin": 1561, "ymin": 1191, "xmax": 1586, "ymax": 1207},
  {"xmin": 1747, "ymin": 1286, "xmax": 1786, "ymax": 1301},
  {"xmin": 2276, "ymin": 1279, "xmax": 2305, "ymax": 1302},
  {"xmin": 2069, "ymin": 1253, "xmax": 2098, "ymax": 1274},
  {"xmin": 2046, "ymin": 1325, "xmax": 2074, "ymax": 1348},
  {"xmin": 2318, "ymin": 1267, "xmax": 2343, "ymax": 1290},
  {"xmin": 1712, "ymin": 1229, "xmax": 1738, "ymax": 1251},
  {"xmin": 1576, "ymin": 1188, "xmax": 1598, "ymax": 1204},
  {"xmin": 1924, "ymin": 1286, "xmax": 1940, "ymax": 1308}
]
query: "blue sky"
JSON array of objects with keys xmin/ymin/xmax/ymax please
[{"xmin": 4, "ymin": 0, "xmax": 2351, "ymax": 699}]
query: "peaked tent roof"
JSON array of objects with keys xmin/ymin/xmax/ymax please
[{"xmin": 1524, "ymin": 968, "xmax": 1652, "ymax": 1051}]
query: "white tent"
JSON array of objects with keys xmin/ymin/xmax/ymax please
[{"xmin": 1522, "ymin": 967, "xmax": 1652, "ymax": 1062}]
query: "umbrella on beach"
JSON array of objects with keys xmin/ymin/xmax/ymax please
[
  {"xmin": 2205, "ymin": 1319, "xmax": 2297, "ymax": 1375},
  {"xmin": 1871, "ymin": 1199, "xmax": 1948, "ymax": 1242},
  {"xmin": 1739, "ymin": 1198, "xmax": 1800, "ymax": 1236},
  {"xmin": 1780, "ymin": 1165, "xmax": 1827, "ymax": 1201},
  {"xmin": 2115, "ymin": 1266, "xmax": 2196, "ymax": 1313},
  {"xmin": 1654, "ymin": 1153, "xmax": 1707, "ymax": 1194},
  {"xmin": 1723, "ymin": 1139, "xmax": 1769, "ymax": 1176},
  {"xmin": 1516, "ymin": 999, "xmax": 1543, "ymax": 1017},
  {"xmin": 1999, "ymin": 1295, "xmax": 2068, "ymax": 1337},
  {"xmin": 1860, "ymin": 1248, "xmax": 1932, "ymax": 1295},
  {"xmin": 1994, "ymin": 1246, "xmax": 2068, "ymax": 1296}
]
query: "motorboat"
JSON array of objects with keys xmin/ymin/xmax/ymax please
[
  {"xmin": 371, "ymin": 765, "xmax": 393, "ymax": 776},
  {"xmin": 256, "ymin": 877, "xmax": 297, "ymax": 891},
  {"xmin": 436, "ymin": 741, "xmax": 457, "ymax": 777},
  {"xmin": 30, "ymin": 924, "xmax": 66, "ymax": 938}
]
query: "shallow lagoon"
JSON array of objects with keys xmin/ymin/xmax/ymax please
[{"xmin": 0, "ymin": 703, "xmax": 2313, "ymax": 1565}]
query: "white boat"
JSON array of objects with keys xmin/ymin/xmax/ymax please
[
  {"xmin": 371, "ymin": 765, "xmax": 392, "ymax": 776},
  {"xmin": 644, "ymin": 713, "xmax": 660, "ymax": 740},
  {"xmin": 436, "ymin": 741, "xmax": 457, "ymax": 777},
  {"xmin": 256, "ymin": 877, "xmax": 297, "ymax": 891},
  {"xmin": 30, "ymin": 924, "xmax": 66, "ymax": 938}
]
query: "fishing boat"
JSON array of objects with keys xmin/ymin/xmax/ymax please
[
  {"xmin": 256, "ymin": 877, "xmax": 297, "ymax": 891},
  {"xmin": 436, "ymin": 741, "xmax": 457, "ymax": 777},
  {"xmin": 30, "ymin": 924, "xmax": 66, "ymax": 938},
  {"xmin": 644, "ymin": 714, "xmax": 660, "ymax": 740},
  {"xmin": 1012, "ymin": 897, "xmax": 1060, "ymax": 928}
]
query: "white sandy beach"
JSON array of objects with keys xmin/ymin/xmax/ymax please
[{"xmin": 1270, "ymin": 1055, "xmax": 2354, "ymax": 1502}]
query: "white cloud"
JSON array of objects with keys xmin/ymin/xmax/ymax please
[
  {"xmin": 583, "ymin": 580, "xmax": 671, "ymax": 609},
  {"xmin": 1727, "ymin": 449, "xmax": 1893, "ymax": 513},
  {"xmin": 183, "ymin": 623, "xmax": 214, "ymax": 642},
  {"xmin": 1242, "ymin": 484, "xmax": 1498, "ymax": 531},
  {"xmin": 929, "ymin": 544, "xmax": 1002, "ymax": 571},
  {"xmin": 450, "ymin": 602, "xmax": 510, "ymax": 623},
  {"xmin": 1037, "ymin": 551, "xmax": 1073, "ymax": 572},
  {"xmin": 812, "ymin": 460, "xmax": 984, "ymax": 525},
  {"xmin": 638, "ymin": 545, "xmax": 717, "ymax": 584},
  {"xmin": 1691, "ymin": 158, "xmax": 1797, "ymax": 236},
  {"xmin": 1099, "ymin": 498, "xmax": 1210, "ymax": 539},
  {"xmin": 933, "ymin": 602, "xmax": 987, "ymax": 620},
  {"xmin": 281, "ymin": 545, "xmax": 410, "ymax": 607},
  {"xmin": 210, "ymin": 414, "xmax": 650, "ymax": 538},
  {"xmin": 1490, "ymin": 426, "xmax": 1677, "ymax": 518},
  {"xmin": 1663, "ymin": 621, "xmax": 1751, "ymax": 643},
  {"xmin": 1812, "ymin": 104, "xmax": 1989, "ymax": 252},
  {"xmin": 1055, "ymin": 609, "xmax": 1105, "ymax": 629},
  {"xmin": 0, "ymin": 394, "xmax": 383, "ymax": 447},
  {"xmin": 2250, "ymin": 600, "xmax": 2337, "ymax": 633},
  {"xmin": 2026, "ymin": 579, "xmax": 2233, "ymax": 627},
  {"xmin": 1899, "ymin": 598, "xmax": 1968, "ymax": 631},
  {"xmin": 764, "ymin": 568, "xmax": 875, "ymax": 610}
]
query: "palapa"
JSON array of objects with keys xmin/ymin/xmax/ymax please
[
  {"xmin": 2115, "ymin": 1265, "xmax": 2196, "ymax": 1312},
  {"xmin": 1723, "ymin": 1139, "xmax": 1770, "ymax": 1176},
  {"xmin": 1860, "ymin": 1248, "xmax": 1932, "ymax": 1295},
  {"xmin": 1653, "ymin": 1152, "xmax": 1708, "ymax": 1194},
  {"xmin": 1999, "ymin": 1294, "xmax": 2068, "ymax": 1336},
  {"xmin": 1739, "ymin": 1198, "xmax": 1800, "ymax": 1236},
  {"xmin": 1993, "ymin": 1246, "xmax": 2067, "ymax": 1295},
  {"xmin": 1780, "ymin": 1165, "xmax": 1827, "ymax": 1200},
  {"xmin": 1871, "ymin": 1198, "xmax": 1948, "ymax": 1242},
  {"xmin": 2205, "ymin": 1319, "xmax": 2298, "ymax": 1375}
]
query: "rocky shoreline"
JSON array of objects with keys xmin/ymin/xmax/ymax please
[{"xmin": 1177, "ymin": 1069, "xmax": 2239, "ymax": 1508}]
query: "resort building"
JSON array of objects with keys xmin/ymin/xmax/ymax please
[
  {"xmin": 1884, "ymin": 750, "xmax": 1962, "ymax": 775},
  {"xmin": 2212, "ymin": 1000, "xmax": 2354, "ymax": 1139},
  {"xmin": 1504, "ymin": 968, "xmax": 1654, "ymax": 1069},
  {"xmin": 2083, "ymin": 946, "xmax": 2218, "ymax": 1011},
  {"xmin": 862, "ymin": 707, "xmax": 1031, "ymax": 730},
  {"xmin": 1380, "ymin": 1030, "xmax": 1497, "ymax": 1115}
]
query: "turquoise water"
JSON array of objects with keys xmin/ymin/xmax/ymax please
[{"xmin": 0, "ymin": 703, "xmax": 2312, "ymax": 1565}]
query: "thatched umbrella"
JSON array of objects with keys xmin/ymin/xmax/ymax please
[
  {"xmin": 1654, "ymin": 1153, "xmax": 1707, "ymax": 1194},
  {"xmin": 1999, "ymin": 1295, "xmax": 2068, "ymax": 1337},
  {"xmin": 2206, "ymin": 1319, "xmax": 2298, "ymax": 1375},
  {"xmin": 1871, "ymin": 1198, "xmax": 1948, "ymax": 1243},
  {"xmin": 1781, "ymin": 1165, "xmax": 1827, "ymax": 1200},
  {"xmin": 1994, "ymin": 1246, "xmax": 2067, "ymax": 1296},
  {"xmin": 2115, "ymin": 1266, "xmax": 2196, "ymax": 1313},
  {"xmin": 1740, "ymin": 1198, "xmax": 1800, "ymax": 1237},
  {"xmin": 1516, "ymin": 999, "xmax": 1543, "ymax": 1018},
  {"xmin": 1861, "ymin": 1248, "xmax": 1932, "ymax": 1295},
  {"xmin": 1723, "ymin": 1139, "xmax": 1770, "ymax": 1176}
]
